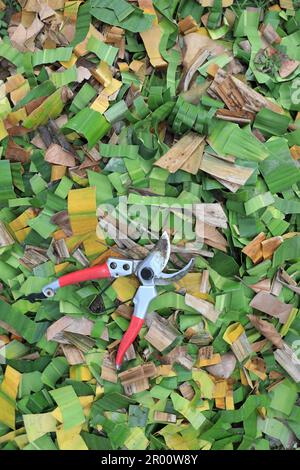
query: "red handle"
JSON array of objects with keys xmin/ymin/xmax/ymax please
[
  {"xmin": 58, "ymin": 263, "xmax": 111, "ymax": 287},
  {"xmin": 116, "ymin": 316, "xmax": 144, "ymax": 369}
]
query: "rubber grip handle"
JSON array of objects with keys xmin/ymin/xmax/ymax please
[
  {"xmin": 58, "ymin": 263, "xmax": 111, "ymax": 287},
  {"xmin": 116, "ymin": 316, "xmax": 144, "ymax": 369}
]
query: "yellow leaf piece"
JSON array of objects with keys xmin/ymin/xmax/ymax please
[
  {"xmin": 7, "ymin": 108, "xmax": 27, "ymax": 125},
  {"xmin": 192, "ymin": 369, "xmax": 215, "ymax": 399},
  {"xmin": 60, "ymin": 53, "xmax": 78, "ymax": 69},
  {"xmin": 14, "ymin": 227, "xmax": 31, "ymax": 243},
  {"xmin": 51, "ymin": 407, "xmax": 63, "ymax": 423},
  {"xmin": 112, "ymin": 276, "xmax": 139, "ymax": 302},
  {"xmin": 240, "ymin": 368, "xmax": 253, "ymax": 388},
  {"xmin": 5, "ymin": 74, "xmax": 26, "ymax": 93},
  {"xmin": 23, "ymin": 413, "xmax": 57, "ymax": 442},
  {"xmin": 164, "ymin": 433, "xmax": 189, "ymax": 450},
  {"xmin": 0, "ymin": 427, "xmax": 25, "ymax": 445},
  {"xmin": 68, "ymin": 187, "xmax": 97, "ymax": 236},
  {"xmin": 90, "ymin": 94, "xmax": 109, "ymax": 114},
  {"xmin": 212, "ymin": 380, "xmax": 228, "ymax": 398},
  {"xmin": 0, "ymin": 366, "xmax": 22, "ymax": 429},
  {"xmin": 92, "ymin": 61, "xmax": 113, "ymax": 87},
  {"xmin": 14, "ymin": 434, "xmax": 29, "ymax": 449},
  {"xmin": 51, "ymin": 165, "xmax": 67, "ymax": 181},
  {"xmin": 223, "ymin": 322, "xmax": 244, "ymax": 345},
  {"xmin": 198, "ymin": 400, "xmax": 210, "ymax": 412},
  {"xmin": 0, "ymin": 96, "xmax": 11, "ymax": 120},
  {"xmin": 118, "ymin": 62, "xmax": 129, "ymax": 72},
  {"xmin": 70, "ymin": 365, "xmax": 93, "ymax": 381},
  {"xmin": 65, "ymin": 234, "xmax": 88, "ymax": 251},
  {"xmin": 54, "ymin": 262, "xmax": 70, "ymax": 275},
  {"xmin": 225, "ymin": 388, "xmax": 235, "ymax": 411},
  {"xmin": 10, "ymin": 81, "xmax": 30, "ymax": 105},
  {"xmin": 0, "ymin": 119, "xmax": 8, "ymax": 141},
  {"xmin": 244, "ymin": 358, "xmax": 267, "ymax": 381},
  {"xmin": 64, "ymin": 1, "xmax": 82, "ymax": 21},
  {"xmin": 56, "ymin": 424, "xmax": 88, "ymax": 450},
  {"xmin": 156, "ymin": 365, "xmax": 177, "ymax": 378},
  {"xmin": 197, "ymin": 353, "xmax": 221, "ymax": 367},
  {"xmin": 9, "ymin": 208, "xmax": 36, "ymax": 232},
  {"xmin": 215, "ymin": 397, "xmax": 226, "ymax": 409},
  {"xmin": 91, "ymin": 79, "xmax": 122, "ymax": 113},
  {"xmin": 82, "ymin": 232, "xmax": 107, "ymax": 258},
  {"xmin": 138, "ymin": 0, "xmax": 167, "ymax": 69},
  {"xmin": 174, "ymin": 272, "xmax": 203, "ymax": 296},
  {"xmin": 124, "ymin": 427, "xmax": 149, "ymax": 450},
  {"xmin": 95, "ymin": 385, "xmax": 104, "ymax": 399}
]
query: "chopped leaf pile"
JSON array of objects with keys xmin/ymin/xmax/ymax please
[{"xmin": 1, "ymin": 0, "xmax": 300, "ymax": 451}]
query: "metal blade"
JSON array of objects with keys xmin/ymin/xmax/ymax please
[
  {"xmin": 155, "ymin": 258, "xmax": 195, "ymax": 285},
  {"xmin": 136, "ymin": 231, "xmax": 171, "ymax": 284},
  {"xmin": 23, "ymin": 292, "xmax": 48, "ymax": 302}
]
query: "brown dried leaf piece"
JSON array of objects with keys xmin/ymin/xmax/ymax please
[
  {"xmin": 248, "ymin": 314, "xmax": 284, "ymax": 349},
  {"xmin": 165, "ymin": 346, "xmax": 194, "ymax": 370},
  {"xmin": 45, "ymin": 143, "xmax": 76, "ymax": 167},
  {"xmin": 0, "ymin": 221, "xmax": 14, "ymax": 247},
  {"xmin": 61, "ymin": 344, "xmax": 85, "ymax": 365},
  {"xmin": 200, "ymin": 153, "xmax": 254, "ymax": 188},
  {"xmin": 261, "ymin": 236, "xmax": 283, "ymax": 260},
  {"xmin": 242, "ymin": 232, "xmax": 266, "ymax": 264},
  {"xmin": 46, "ymin": 316, "xmax": 94, "ymax": 343},
  {"xmin": 250, "ymin": 292, "xmax": 293, "ymax": 324},
  {"xmin": 274, "ymin": 343, "xmax": 300, "ymax": 383},
  {"xmin": 206, "ymin": 352, "xmax": 237, "ymax": 379}
]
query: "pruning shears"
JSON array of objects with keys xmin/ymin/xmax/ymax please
[{"xmin": 25, "ymin": 232, "xmax": 194, "ymax": 369}]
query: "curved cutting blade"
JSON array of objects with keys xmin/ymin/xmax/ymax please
[
  {"xmin": 136, "ymin": 231, "xmax": 171, "ymax": 284},
  {"xmin": 22, "ymin": 292, "xmax": 48, "ymax": 302},
  {"xmin": 155, "ymin": 258, "xmax": 194, "ymax": 285}
]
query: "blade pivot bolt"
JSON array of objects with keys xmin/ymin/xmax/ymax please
[
  {"xmin": 110, "ymin": 262, "xmax": 117, "ymax": 269},
  {"xmin": 141, "ymin": 267, "xmax": 154, "ymax": 281},
  {"xmin": 123, "ymin": 263, "xmax": 130, "ymax": 271}
]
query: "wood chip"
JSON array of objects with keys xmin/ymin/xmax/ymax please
[
  {"xmin": 153, "ymin": 411, "xmax": 177, "ymax": 423},
  {"xmin": 200, "ymin": 269, "xmax": 210, "ymax": 294},
  {"xmin": 185, "ymin": 293, "xmax": 220, "ymax": 323},
  {"xmin": 195, "ymin": 203, "xmax": 228, "ymax": 229},
  {"xmin": 101, "ymin": 353, "xmax": 118, "ymax": 383},
  {"xmin": 154, "ymin": 133, "xmax": 205, "ymax": 173},
  {"xmin": 179, "ymin": 381, "xmax": 195, "ymax": 401},
  {"xmin": 119, "ymin": 363, "xmax": 156, "ymax": 396},
  {"xmin": 144, "ymin": 317, "xmax": 179, "ymax": 352}
]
